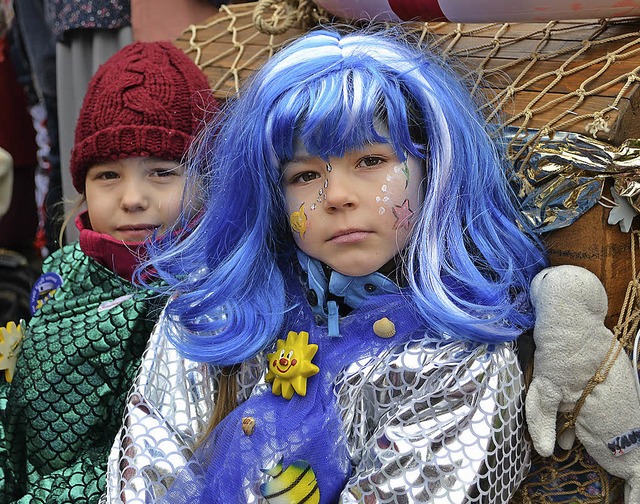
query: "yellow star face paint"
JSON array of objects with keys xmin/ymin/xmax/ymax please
[{"xmin": 289, "ymin": 203, "xmax": 308, "ymax": 239}]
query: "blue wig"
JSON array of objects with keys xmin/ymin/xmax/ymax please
[{"xmin": 149, "ymin": 27, "xmax": 547, "ymax": 365}]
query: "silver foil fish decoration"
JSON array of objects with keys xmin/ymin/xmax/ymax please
[{"xmin": 506, "ymin": 127, "xmax": 640, "ymax": 233}]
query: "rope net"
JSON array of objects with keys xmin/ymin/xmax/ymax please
[
  {"xmin": 176, "ymin": 3, "xmax": 640, "ymax": 150},
  {"xmin": 177, "ymin": 2, "xmax": 324, "ymax": 101},
  {"xmin": 415, "ymin": 19, "xmax": 640, "ymax": 162}
]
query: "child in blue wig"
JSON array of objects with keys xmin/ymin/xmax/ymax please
[{"xmin": 106, "ymin": 26, "xmax": 547, "ymax": 503}]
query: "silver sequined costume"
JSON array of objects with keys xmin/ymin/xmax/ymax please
[{"xmin": 105, "ymin": 261, "xmax": 530, "ymax": 503}]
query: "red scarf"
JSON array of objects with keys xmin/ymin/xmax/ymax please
[{"xmin": 76, "ymin": 212, "xmax": 146, "ymax": 283}]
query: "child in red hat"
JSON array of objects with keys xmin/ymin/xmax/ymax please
[{"xmin": 0, "ymin": 40, "xmax": 215, "ymax": 503}]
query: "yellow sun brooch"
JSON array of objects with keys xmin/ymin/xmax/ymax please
[
  {"xmin": 289, "ymin": 203, "xmax": 307, "ymax": 239},
  {"xmin": 0, "ymin": 321, "xmax": 24, "ymax": 382},
  {"xmin": 266, "ymin": 331, "xmax": 319, "ymax": 400}
]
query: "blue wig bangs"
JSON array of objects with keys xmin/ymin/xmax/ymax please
[{"xmin": 255, "ymin": 33, "xmax": 425, "ymax": 167}]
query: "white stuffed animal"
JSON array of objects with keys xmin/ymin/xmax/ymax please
[{"xmin": 526, "ymin": 265, "xmax": 640, "ymax": 503}]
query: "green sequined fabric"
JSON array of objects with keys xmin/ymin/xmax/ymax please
[{"xmin": 0, "ymin": 242, "xmax": 163, "ymax": 503}]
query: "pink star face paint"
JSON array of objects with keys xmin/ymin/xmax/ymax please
[
  {"xmin": 392, "ymin": 199, "xmax": 414, "ymax": 230},
  {"xmin": 281, "ymin": 142, "xmax": 423, "ymax": 277}
]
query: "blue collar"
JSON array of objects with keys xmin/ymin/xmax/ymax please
[{"xmin": 296, "ymin": 251, "xmax": 401, "ymax": 337}]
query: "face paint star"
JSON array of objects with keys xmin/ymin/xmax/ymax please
[
  {"xmin": 290, "ymin": 203, "xmax": 307, "ymax": 238},
  {"xmin": 392, "ymin": 199, "xmax": 414, "ymax": 230}
]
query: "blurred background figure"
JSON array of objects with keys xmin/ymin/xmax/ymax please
[{"xmin": 0, "ymin": 2, "xmax": 40, "ymax": 326}]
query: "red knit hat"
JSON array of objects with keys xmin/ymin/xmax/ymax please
[{"xmin": 70, "ymin": 41, "xmax": 214, "ymax": 192}]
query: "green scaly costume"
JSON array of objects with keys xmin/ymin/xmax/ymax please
[{"xmin": 0, "ymin": 214, "xmax": 164, "ymax": 503}]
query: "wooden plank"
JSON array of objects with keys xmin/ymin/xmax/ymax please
[
  {"xmin": 465, "ymin": 58, "xmax": 639, "ymax": 97},
  {"xmin": 422, "ymin": 18, "xmax": 640, "ymax": 41},
  {"xmin": 182, "ymin": 38, "xmax": 639, "ymax": 99},
  {"xmin": 178, "ymin": 26, "xmax": 303, "ymax": 50},
  {"xmin": 495, "ymin": 89, "xmax": 621, "ymax": 122},
  {"xmin": 176, "ymin": 36, "xmax": 300, "ymax": 70},
  {"xmin": 438, "ymin": 35, "xmax": 640, "ymax": 62},
  {"xmin": 491, "ymin": 91, "xmax": 639, "ymax": 143},
  {"xmin": 189, "ymin": 38, "xmax": 640, "ymax": 117}
]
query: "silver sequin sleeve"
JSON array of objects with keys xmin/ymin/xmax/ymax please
[
  {"xmin": 106, "ymin": 318, "xmax": 529, "ymax": 503},
  {"xmin": 337, "ymin": 338, "xmax": 530, "ymax": 503},
  {"xmin": 104, "ymin": 317, "xmax": 215, "ymax": 503}
]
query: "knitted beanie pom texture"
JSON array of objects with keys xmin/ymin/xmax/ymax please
[{"xmin": 70, "ymin": 41, "xmax": 212, "ymax": 192}]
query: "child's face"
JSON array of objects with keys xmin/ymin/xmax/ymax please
[
  {"xmin": 282, "ymin": 142, "xmax": 423, "ymax": 277},
  {"xmin": 85, "ymin": 157, "xmax": 185, "ymax": 242}
]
